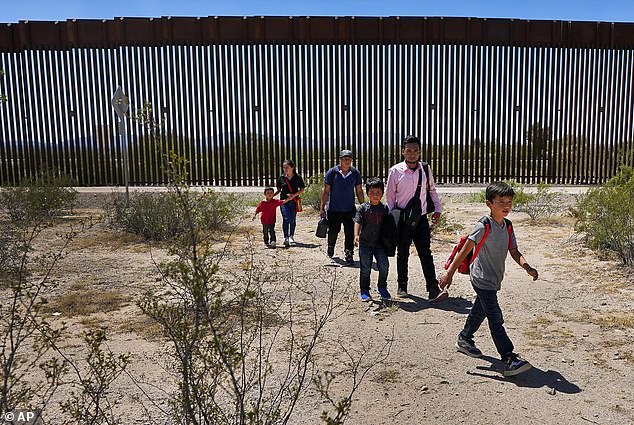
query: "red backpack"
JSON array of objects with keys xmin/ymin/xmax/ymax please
[{"xmin": 444, "ymin": 217, "xmax": 513, "ymax": 274}]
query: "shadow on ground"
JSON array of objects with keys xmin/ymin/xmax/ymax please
[
  {"xmin": 395, "ymin": 294, "xmax": 473, "ymax": 314},
  {"xmin": 467, "ymin": 356, "xmax": 581, "ymax": 394}
]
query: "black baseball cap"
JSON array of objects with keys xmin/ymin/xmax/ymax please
[{"xmin": 339, "ymin": 149, "xmax": 353, "ymax": 159}]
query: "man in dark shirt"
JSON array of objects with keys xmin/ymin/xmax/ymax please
[{"xmin": 320, "ymin": 150, "xmax": 365, "ymax": 265}]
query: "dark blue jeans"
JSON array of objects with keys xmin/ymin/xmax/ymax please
[
  {"xmin": 460, "ymin": 285, "xmax": 514, "ymax": 359},
  {"xmin": 358, "ymin": 243, "xmax": 389, "ymax": 292},
  {"xmin": 280, "ymin": 201, "xmax": 297, "ymax": 238},
  {"xmin": 396, "ymin": 215, "xmax": 438, "ymax": 291}
]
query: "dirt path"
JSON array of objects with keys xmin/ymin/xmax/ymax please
[{"xmin": 41, "ymin": 196, "xmax": 634, "ymax": 424}]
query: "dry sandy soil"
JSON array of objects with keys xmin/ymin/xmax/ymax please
[{"xmin": 27, "ymin": 191, "xmax": 634, "ymax": 424}]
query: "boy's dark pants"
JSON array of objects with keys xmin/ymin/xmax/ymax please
[
  {"xmin": 396, "ymin": 215, "xmax": 438, "ymax": 291},
  {"xmin": 460, "ymin": 286, "xmax": 514, "ymax": 359},
  {"xmin": 358, "ymin": 243, "xmax": 389, "ymax": 292},
  {"xmin": 262, "ymin": 224, "xmax": 276, "ymax": 245},
  {"xmin": 327, "ymin": 209, "xmax": 356, "ymax": 254}
]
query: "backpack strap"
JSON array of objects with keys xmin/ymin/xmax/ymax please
[
  {"xmin": 472, "ymin": 217, "xmax": 514, "ymax": 262},
  {"xmin": 421, "ymin": 161, "xmax": 431, "ymax": 191},
  {"xmin": 504, "ymin": 218, "xmax": 514, "ymax": 249},
  {"xmin": 283, "ymin": 177, "xmax": 294, "ymax": 194},
  {"xmin": 470, "ymin": 217, "xmax": 491, "ymax": 264},
  {"xmin": 413, "ymin": 164, "xmax": 423, "ymax": 199}
]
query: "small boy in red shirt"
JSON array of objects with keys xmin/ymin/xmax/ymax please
[{"xmin": 253, "ymin": 187, "xmax": 288, "ymax": 248}]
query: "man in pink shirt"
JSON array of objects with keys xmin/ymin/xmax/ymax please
[{"xmin": 385, "ymin": 135, "xmax": 445, "ymax": 301}]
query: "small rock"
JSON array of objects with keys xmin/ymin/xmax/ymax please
[
  {"xmin": 421, "ymin": 385, "xmax": 429, "ymax": 392},
  {"xmin": 440, "ymin": 380, "xmax": 450, "ymax": 384},
  {"xmin": 561, "ymin": 358, "xmax": 567, "ymax": 363},
  {"xmin": 546, "ymin": 387, "xmax": 556, "ymax": 395}
]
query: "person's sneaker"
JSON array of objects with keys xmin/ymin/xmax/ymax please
[
  {"xmin": 502, "ymin": 353, "xmax": 532, "ymax": 377},
  {"xmin": 360, "ymin": 291, "xmax": 372, "ymax": 302},
  {"xmin": 327, "ymin": 245, "xmax": 335, "ymax": 258},
  {"xmin": 283, "ymin": 238, "xmax": 290, "ymax": 247},
  {"xmin": 345, "ymin": 250, "xmax": 354, "ymax": 265},
  {"xmin": 289, "ymin": 236, "xmax": 296, "ymax": 246},
  {"xmin": 427, "ymin": 284, "xmax": 441, "ymax": 300},
  {"xmin": 428, "ymin": 284, "xmax": 448, "ymax": 303},
  {"xmin": 269, "ymin": 241, "xmax": 276, "ymax": 248},
  {"xmin": 397, "ymin": 285, "xmax": 408, "ymax": 297},
  {"xmin": 455, "ymin": 335, "xmax": 483, "ymax": 358},
  {"xmin": 377, "ymin": 287, "xmax": 391, "ymax": 300},
  {"xmin": 430, "ymin": 290, "xmax": 449, "ymax": 303}
]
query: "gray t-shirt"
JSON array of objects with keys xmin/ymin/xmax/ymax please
[{"xmin": 468, "ymin": 216, "xmax": 518, "ymax": 291}]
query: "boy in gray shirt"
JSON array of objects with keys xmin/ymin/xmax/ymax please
[{"xmin": 440, "ymin": 181, "xmax": 539, "ymax": 377}]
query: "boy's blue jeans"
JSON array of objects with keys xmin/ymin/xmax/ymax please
[
  {"xmin": 280, "ymin": 201, "xmax": 297, "ymax": 238},
  {"xmin": 460, "ymin": 285, "xmax": 514, "ymax": 359},
  {"xmin": 358, "ymin": 243, "xmax": 389, "ymax": 292}
]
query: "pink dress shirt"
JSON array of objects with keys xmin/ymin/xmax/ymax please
[{"xmin": 385, "ymin": 161, "xmax": 442, "ymax": 214}]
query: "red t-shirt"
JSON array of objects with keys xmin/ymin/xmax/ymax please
[{"xmin": 255, "ymin": 199, "xmax": 284, "ymax": 225}]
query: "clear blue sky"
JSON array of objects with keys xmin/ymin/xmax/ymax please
[{"xmin": 2, "ymin": 0, "xmax": 634, "ymax": 23}]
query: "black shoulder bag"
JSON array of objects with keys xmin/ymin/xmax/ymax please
[{"xmin": 421, "ymin": 161, "xmax": 435, "ymax": 214}]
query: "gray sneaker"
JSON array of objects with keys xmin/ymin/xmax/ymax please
[
  {"xmin": 502, "ymin": 353, "xmax": 532, "ymax": 377},
  {"xmin": 455, "ymin": 336, "xmax": 483, "ymax": 358}
]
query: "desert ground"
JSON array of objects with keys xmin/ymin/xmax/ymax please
[{"xmin": 27, "ymin": 189, "xmax": 634, "ymax": 424}]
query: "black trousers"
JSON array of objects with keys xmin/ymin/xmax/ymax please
[
  {"xmin": 396, "ymin": 215, "xmax": 438, "ymax": 291},
  {"xmin": 327, "ymin": 209, "xmax": 356, "ymax": 254},
  {"xmin": 262, "ymin": 224, "xmax": 276, "ymax": 244}
]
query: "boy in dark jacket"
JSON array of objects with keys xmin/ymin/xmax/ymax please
[{"xmin": 354, "ymin": 178, "xmax": 390, "ymax": 302}]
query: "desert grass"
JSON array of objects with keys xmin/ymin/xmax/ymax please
[
  {"xmin": 524, "ymin": 315, "xmax": 577, "ymax": 348},
  {"xmin": 561, "ymin": 310, "xmax": 634, "ymax": 330},
  {"xmin": 119, "ymin": 314, "xmax": 167, "ymax": 340},
  {"xmin": 71, "ymin": 228, "xmax": 150, "ymax": 253},
  {"xmin": 42, "ymin": 288, "xmax": 128, "ymax": 317},
  {"xmin": 372, "ymin": 368, "xmax": 401, "ymax": 384}
]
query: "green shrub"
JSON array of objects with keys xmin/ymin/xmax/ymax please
[
  {"xmin": 513, "ymin": 182, "xmax": 559, "ymax": 221},
  {"xmin": 106, "ymin": 190, "xmax": 243, "ymax": 241},
  {"xmin": 431, "ymin": 213, "xmax": 464, "ymax": 237},
  {"xmin": 573, "ymin": 166, "xmax": 634, "ymax": 266},
  {"xmin": 0, "ymin": 175, "xmax": 77, "ymax": 222},
  {"xmin": 302, "ymin": 174, "xmax": 325, "ymax": 211},
  {"xmin": 469, "ymin": 180, "xmax": 534, "ymax": 208}
]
